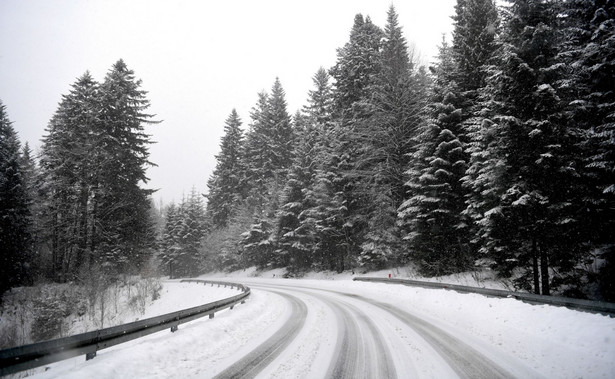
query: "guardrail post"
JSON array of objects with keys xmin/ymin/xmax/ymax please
[
  {"xmin": 209, "ymin": 313, "xmax": 215, "ymax": 319},
  {"xmin": 86, "ymin": 352, "xmax": 96, "ymax": 360}
]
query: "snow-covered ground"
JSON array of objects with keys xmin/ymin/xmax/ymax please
[{"xmin": 24, "ymin": 273, "xmax": 615, "ymax": 379}]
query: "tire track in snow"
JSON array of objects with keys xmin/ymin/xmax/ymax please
[
  {"xmin": 247, "ymin": 281, "xmax": 524, "ymax": 378},
  {"xmin": 341, "ymin": 292, "xmax": 515, "ymax": 379},
  {"xmin": 325, "ymin": 297, "xmax": 396, "ymax": 379},
  {"xmin": 212, "ymin": 290, "xmax": 307, "ymax": 379},
  {"xmin": 250, "ymin": 283, "xmax": 396, "ymax": 379}
]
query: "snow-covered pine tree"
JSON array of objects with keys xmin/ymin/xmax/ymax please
[
  {"xmin": 243, "ymin": 91, "xmax": 271, "ymax": 211},
  {"xmin": 39, "ymin": 72, "xmax": 101, "ymax": 281},
  {"xmin": 326, "ymin": 14, "xmax": 384, "ymax": 271},
  {"xmin": 292, "ymin": 68, "xmax": 340, "ymax": 271},
  {"xmin": 17, "ymin": 142, "xmax": 43, "ymax": 279},
  {"xmin": 452, "ymin": 0, "xmax": 499, "ymax": 96},
  {"xmin": 206, "ymin": 109, "xmax": 245, "ymax": 229},
  {"xmin": 159, "ymin": 202, "xmax": 184, "ymax": 278},
  {"xmin": 303, "ymin": 67, "xmax": 334, "ymax": 125},
  {"xmin": 398, "ymin": 41, "xmax": 471, "ymax": 276},
  {"xmin": 240, "ymin": 217, "xmax": 275, "ymax": 269},
  {"xmin": 330, "ymin": 14, "xmax": 383, "ymax": 116},
  {"xmin": 359, "ymin": 6, "xmax": 428, "ymax": 269},
  {"xmin": 178, "ymin": 188, "xmax": 207, "ymax": 277},
  {"xmin": 240, "ymin": 79, "xmax": 294, "ymax": 268},
  {"xmin": 274, "ymin": 112, "xmax": 321, "ymax": 273},
  {"xmin": 443, "ymin": 0, "xmax": 500, "ymax": 271},
  {"xmin": 0, "ymin": 100, "xmax": 33, "ymax": 297},
  {"xmin": 267, "ymin": 78, "xmax": 294, "ymax": 182},
  {"xmin": 158, "ymin": 189, "xmax": 206, "ymax": 278},
  {"xmin": 97, "ymin": 60, "xmax": 158, "ymax": 273},
  {"xmin": 477, "ymin": 0, "xmax": 586, "ymax": 295},
  {"xmin": 559, "ymin": 0, "xmax": 615, "ymax": 300}
]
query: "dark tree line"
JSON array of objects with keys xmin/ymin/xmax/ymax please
[
  {"xmin": 201, "ymin": 2, "xmax": 615, "ymax": 300},
  {"xmin": 1, "ymin": 60, "xmax": 159, "ymax": 298}
]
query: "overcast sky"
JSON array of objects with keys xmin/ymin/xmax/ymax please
[{"xmin": 0, "ymin": 0, "xmax": 456, "ymax": 206}]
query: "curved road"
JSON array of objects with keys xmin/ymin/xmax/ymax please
[{"xmin": 210, "ymin": 281, "xmax": 537, "ymax": 379}]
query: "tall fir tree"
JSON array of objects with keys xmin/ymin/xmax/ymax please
[
  {"xmin": 452, "ymin": 0, "xmax": 499, "ymax": 94},
  {"xmin": 275, "ymin": 113, "xmax": 315, "ymax": 271},
  {"xmin": 97, "ymin": 59, "xmax": 158, "ymax": 273},
  {"xmin": 206, "ymin": 109, "xmax": 245, "ymax": 228},
  {"xmin": 473, "ymin": 0, "xmax": 586, "ymax": 295},
  {"xmin": 398, "ymin": 41, "xmax": 471, "ymax": 275},
  {"xmin": 240, "ymin": 79, "xmax": 294, "ymax": 268},
  {"xmin": 330, "ymin": 14, "xmax": 383, "ymax": 116},
  {"xmin": 40, "ymin": 62, "xmax": 158, "ymax": 280},
  {"xmin": 0, "ymin": 101, "xmax": 33, "ymax": 297},
  {"xmin": 295, "ymin": 68, "xmax": 340, "ymax": 271},
  {"xmin": 326, "ymin": 14, "xmax": 384, "ymax": 271},
  {"xmin": 449, "ymin": 0, "xmax": 500, "ymax": 267},
  {"xmin": 559, "ymin": 0, "xmax": 615, "ymax": 300},
  {"xmin": 267, "ymin": 78, "xmax": 294, "ymax": 181},
  {"xmin": 359, "ymin": 6, "xmax": 428, "ymax": 269},
  {"xmin": 39, "ymin": 72, "xmax": 102, "ymax": 281},
  {"xmin": 243, "ymin": 91, "xmax": 271, "ymax": 211}
]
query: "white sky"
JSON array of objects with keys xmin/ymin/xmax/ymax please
[{"xmin": 0, "ymin": 0, "xmax": 455, "ymax": 206}]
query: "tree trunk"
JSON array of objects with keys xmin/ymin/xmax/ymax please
[
  {"xmin": 532, "ymin": 237, "xmax": 540, "ymax": 294},
  {"xmin": 540, "ymin": 245, "xmax": 550, "ymax": 295}
]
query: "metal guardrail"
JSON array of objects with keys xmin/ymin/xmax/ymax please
[
  {"xmin": 0, "ymin": 279, "xmax": 250, "ymax": 376},
  {"xmin": 353, "ymin": 277, "xmax": 615, "ymax": 316}
]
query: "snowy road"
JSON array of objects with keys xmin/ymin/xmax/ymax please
[
  {"xmin": 32, "ymin": 278, "xmax": 615, "ymax": 378},
  {"xmin": 230, "ymin": 282, "xmax": 517, "ymax": 379}
]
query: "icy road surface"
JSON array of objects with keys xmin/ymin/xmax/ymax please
[{"xmin": 32, "ymin": 278, "xmax": 615, "ymax": 379}]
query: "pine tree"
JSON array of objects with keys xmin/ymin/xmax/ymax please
[
  {"xmin": 239, "ymin": 79, "xmax": 294, "ymax": 268},
  {"xmin": 39, "ymin": 72, "xmax": 102, "ymax": 281},
  {"xmin": 159, "ymin": 189, "xmax": 206, "ymax": 278},
  {"xmin": 452, "ymin": 0, "xmax": 499, "ymax": 94},
  {"xmin": 559, "ymin": 0, "xmax": 615, "ymax": 300},
  {"xmin": 475, "ymin": 0, "xmax": 585, "ymax": 295},
  {"xmin": 0, "ymin": 100, "xmax": 33, "ymax": 297},
  {"xmin": 179, "ymin": 188, "xmax": 207, "ymax": 276},
  {"xmin": 275, "ymin": 113, "xmax": 321, "ymax": 273},
  {"xmin": 97, "ymin": 59, "xmax": 158, "ymax": 273},
  {"xmin": 359, "ymin": 6, "xmax": 428, "ymax": 269},
  {"xmin": 159, "ymin": 202, "xmax": 182, "ymax": 278},
  {"xmin": 206, "ymin": 109, "xmax": 245, "ymax": 228},
  {"xmin": 330, "ymin": 14, "xmax": 384, "ymax": 116},
  {"xmin": 303, "ymin": 67, "xmax": 334, "ymax": 125},
  {"xmin": 398, "ymin": 41, "xmax": 470, "ymax": 275},
  {"xmin": 324, "ymin": 14, "xmax": 384, "ymax": 271},
  {"xmin": 267, "ymin": 78, "xmax": 294, "ymax": 181},
  {"xmin": 449, "ymin": 0, "xmax": 499, "ymax": 269},
  {"xmin": 243, "ymin": 91, "xmax": 271, "ymax": 211}
]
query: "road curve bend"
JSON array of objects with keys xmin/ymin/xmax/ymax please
[{"xmin": 215, "ymin": 280, "xmax": 540, "ymax": 379}]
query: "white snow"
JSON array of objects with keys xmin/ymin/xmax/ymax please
[{"xmin": 25, "ymin": 273, "xmax": 615, "ymax": 379}]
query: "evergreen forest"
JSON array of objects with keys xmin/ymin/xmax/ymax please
[{"xmin": 1, "ymin": 1, "xmax": 614, "ymax": 301}]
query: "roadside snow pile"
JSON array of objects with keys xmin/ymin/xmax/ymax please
[
  {"xmin": 333, "ymin": 279, "xmax": 615, "ymax": 378},
  {"xmin": 0, "ymin": 279, "xmax": 240, "ymax": 351},
  {"xmin": 142, "ymin": 280, "xmax": 240, "ymax": 319},
  {"xmin": 31, "ymin": 283, "xmax": 283, "ymax": 379}
]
